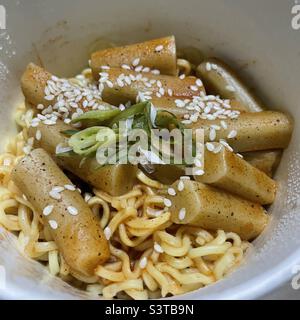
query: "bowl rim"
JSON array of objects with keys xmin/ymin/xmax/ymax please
[{"xmin": 0, "ymin": 246, "xmax": 299, "ymax": 300}]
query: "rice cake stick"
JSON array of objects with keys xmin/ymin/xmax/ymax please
[
  {"xmin": 168, "ymin": 180, "xmax": 268, "ymax": 240},
  {"xmin": 11, "ymin": 148, "xmax": 110, "ymax": 276},
  {"xmin": 91, "ymin": 36, "xmax": 177, "ymax": 79},
  {"xmin": 28, "ymin": 121, "xmax": 137, "ymax": 196}
]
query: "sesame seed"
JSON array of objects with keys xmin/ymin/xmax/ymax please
[
  {"xmin": 121, "ymin": 64, "xmax": 131, "ymax": 70},
  {"xmin": 64, "ymin": 184, "xmax": 76, "ymax": 191},
  {"xmin": 139, "ymin": 257, "xmax": 148, "ymax": 269},
  {"xmin": 226, "ymin": 85, "xmax": 236, "ymax": 92},
  {"xmin": 194, "ymin": 158, "xmax": 202, "ymax": 167},
  {"xmin": 227, "ymin": 130, "xmax": 237, "ymax": 139},
  {"xmin": 167, "ymin": 188, "xmax": 176, "ymax": 196},
  {"xmin": 194, "ymin": 169, "xmax": 205, "ymax": 176},
  {"xmin": 182, "ymin": 119, "xmax": 192, "ymax": 125},
  {"xmin": 190, "ymin": 85, "xmax": 198, "ymax": 92},
  {"xmin": 237, "ymin": 153, "xmax": 244, "ymax": 158},
  {"xmin": 211, "ymin": 124, "xmax": 221, "ymax": 130},
  {"xmin": 159, "ymin": 87, "xmax": 165, "ymax": 95},
  {"xmin": 52, "ymin": 186, "xmax": 64, "ymax": 193},
  {"xmin": 206, "ymin": 62, "xmax": 212, "ymax": 71},
  {"xmin": 125, "ymin": 76, "xmax": 132, "ymax": 85},
  {"xmin": 44, "ymin": 87, "xmax": 50, "ymax": 96},
  {"xmin": 154, "ymin": 242, "xmax": 164, "ymax": 253},
  {"xmin": 157, "ymin": 80, "xmax": 162, "ymax": 88},
  {"xmin": 142, "ymin": 67, "xmax": 150, "ymax": 73},
  {"xmin": 117, "ymin": 78, "xmax": 124, "ymax": 87},
  {"xmin": 151, "ymin": 69, "xmax": 160, "ymax": 75},
  {"xmin": 104, "ymin": 227, "xmax": 112, "ymax": 240},
  {"xmin": 67, "ymin": 206, "xmax": 78, "ymax": 216},
  {"xmin": 49, "ymin": 220, "xmax": 58, "ymax": 229},
  {"xmin": 84, "ymin": 193, "xmax": 92, "ymax": 202},
  {"xmin": 179, "ymin": 74, "xmax": 186, "ymax": 80},
  {"xmin": 99, "ymin": 72, "xmax": 108, "ymax": 78},
  {"xmin": 155, "ymin": 45, "xmax": 164, "ymax": 52},
  {"xmin": 168, "ymin": 89, "xmax": 173, "ymax": 96},
  {"xmin": 23, "ymin": 145, "xmax": 31, "ymax": 154},
  {"xmin": 206, "ymin": 142, "xmax": 215, "ymax": 152},
  {"xmin": 175, "ymin": 99, "xmax": 186, "ymax": 108},
  {"xmin": 132, "ymin": 58, "xmax": 140, "ymax": 67},
  {"xmin": 163, "ymin": 198, "xmax": 172, "ymax": 207},
  {"xmin": 106, "ymin": 80, "xmax": 114, "ymax": 88},
  {"xmin": 135, "ymin": 65, "xmax": 143, "ymax": 72},
  {"xmin": 101, "ymin": 65, "xmax": 110, "ymax": 70},
  {"xmin": 178, "ymin": 208, "xmax": 186, "ymax": 220},
  {"xmin": 196, "ymin": 79, "xmax": 203, "ymax": 87},
  {"xmin": 211, "ymin": 64, "xmax": 218, "ymax": 70},
  {"xmin": 220, "ymin": 120, "xmax": 228, "ymax": 129},
  {"xmin": 209, "ymin": 128, "xmax": 216, "ymax": 141},
  {"xmin": 190, "ymin": 114, "xmax": 199, "ymax": 123},
  {"xmin": 43, "ymin": 205, "xmax": 54, "ymax": 216},
  {"xmin": 43, "ymin": 119, "xmax": 56, "ymax": 125},
  {"xmin": 44, "ymin": 94, "xmax": 55, "ymax": 101},
  {"xmin": 213, "ymin": 144, "xmax": 223, "ymax": 154},
  {"xmin": 180, "ymin": 176, "xmax": 190, "ymax": 180},
  {"xmin": 49, "ymin": 190, "xmax": 62, "ymax": 200},
  {"xmin": 178, "ymin": 180, "xmax": 185, "ymax": 192},
  {"xmin": 35, "ymin": 130, "xmax": 42, "ymax": 141},
  {"xmin": 37, "ymin": 104, "xmax": 44, "ymax": 110}
]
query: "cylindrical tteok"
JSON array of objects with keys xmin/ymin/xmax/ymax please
[
  {"xmin": 91, "ymin": 36, "xmax": 177, "ymax": 79},
  {"xmin": 100, "ymin": 67, "xmax": 205, "ymax": 105},
  {"xmin": 196, "ymin": 57, "xmax": 286, "ymax": 175},
  {"xmin": 196, "ymin": 57, "xmax": 263, "ymax": 112},
  {"xmin": 28, "ymin": 121, "xmax": 138, "ymax": 196},
  {"xmin": 11, "ymin": 148, "xmax": 110, "ymax": 276},
  {"xmin": 190, "ymin": 111, "xmax": 293, "ymax": 152},
  {"xmin": 21, "ymin": 63, "xmax": 113, "ymax": 110},
  {"xmin": 195, "ymin": 146, "xmax": 277, "ymax": 205},
  {"xmin": 168, "ymin": 180, "xmax": 269, "ymax": 240}
]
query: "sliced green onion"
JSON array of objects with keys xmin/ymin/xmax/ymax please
[
  {"xmin": 71, "ymin": 109, "xmax": 120, "ymax": 124},
  {"xmin": 96, "ymin": 127, "xmax": 116, "ymax": 147},
  {"xmin": 108, "ymin": 102, "xmax": 149, "ymax": 127},
  {"xmin": 68, "ymin": 126, "xmax": 102, "ymax": 156},
  {"xmin": 155, "ymin": 110, "xmax": 185, "ymax": 131},
  {"xmin": 60, "ymin": 129, "xmax": 79, "ymax": 137},
  {"xmin": 56, "ymin": 150, "xmax": 77, "ymax": 157},
  {"xmin": 68, "ymin": 126, "xmax": 117, "ymax": 157}
]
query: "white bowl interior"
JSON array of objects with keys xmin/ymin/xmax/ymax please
[{"xmin": 0, "ymin": 0, "xmax": 300, "ymax": 299}]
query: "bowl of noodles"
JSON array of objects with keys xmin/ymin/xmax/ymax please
[{"xmin": 0, "ymin": 0, "xmax": 299, "ymax": 300}]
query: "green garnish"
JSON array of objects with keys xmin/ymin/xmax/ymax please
[
  {"xmin": 68, "ymin": 126, "xmax": 117, "ymax": 157},
  {"xmin": 56, "ymin": 150, "xmax": 77, "ymax": 157},
  {"xmin": 60, "ymin": 129, "xmax": 79, "ymax": 137},
  {"xmin": 61, "ymin": 101, "xmax": 198, "ymax": 168},
  {"xmin": 108, "ymin": 102, "xmax": 149, "ymax": 127},
  {"xmin": 155, "ymin": 110, "xmax": 185, "ymax": 131}
]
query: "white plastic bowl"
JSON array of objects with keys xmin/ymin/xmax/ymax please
[{"xmin": 0, "ymin": 0, "xmax": 300, "ymax": 300}]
